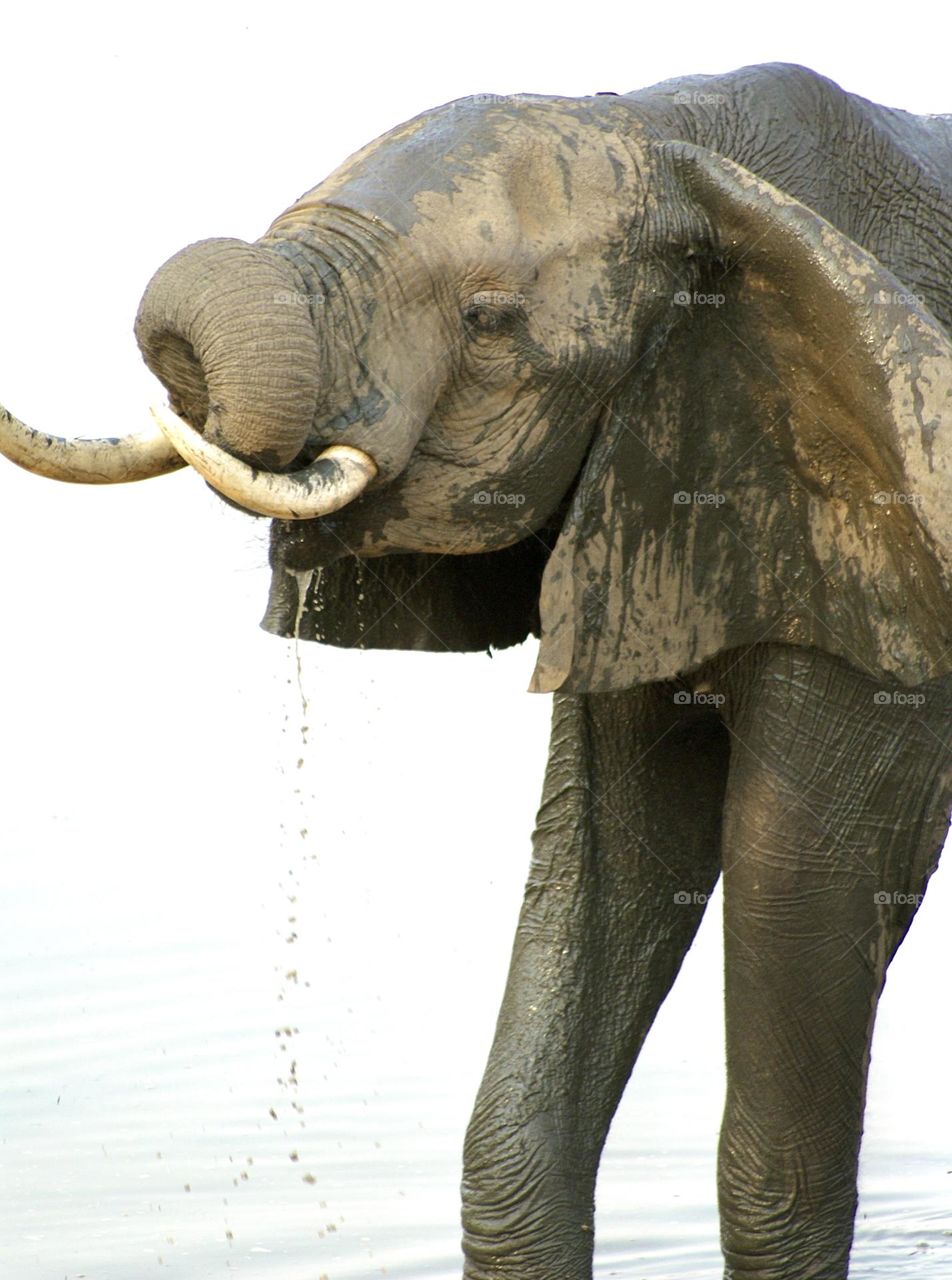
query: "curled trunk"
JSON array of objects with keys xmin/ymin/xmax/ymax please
[
  {"xmin": 0, "ymin": 237, "xmax": 323, "ymax": 483},
  {"xmin": 134, "ymin": 238, "xmax": 322, "ymax": 468}
]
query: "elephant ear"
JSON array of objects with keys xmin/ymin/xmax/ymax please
[
  {"xmin": 531, "ymin": 142, "xmax": 952, "ymax": 694},
  {"xmin": 262, "ymin": 532, "xmax": 553, "ymax": 653}
]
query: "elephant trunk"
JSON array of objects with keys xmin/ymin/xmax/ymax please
[
  {"xmin": 0, "ymin": 235, "xmax": 379, "ymax": 510},
  {"xmin": 135, "ymin": 237, "xmax": 379, "ymax": 518},
  {"xmin": 134, "ymin": 237, "xmax": 321, "ymax": 469}
]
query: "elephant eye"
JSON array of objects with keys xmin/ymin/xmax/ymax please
[{"xmin": 462, "ymin": 299, "xmax": 520, "ymax": 338}]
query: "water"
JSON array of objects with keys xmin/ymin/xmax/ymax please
[
  {"xmin": 4, "ymin": 889, "xmax": 950, "ymax": 1278},
  {"xmin": 4, "ymin": 692, "xmax": 950, "ymax": 1278},
  {"xmin": 0, "ymin": 486, "xmax": 949, "ymax": 1278}
]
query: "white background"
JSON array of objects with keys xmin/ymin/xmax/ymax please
[{"xmin": 1, "ymin": 3, "xmax": 950, "ymax": 1276}]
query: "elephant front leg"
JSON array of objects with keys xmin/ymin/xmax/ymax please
[
  {"xmin": 461, "ymin": 687, "xmax": 729, "ymax": 1278},
  {"xmin": 717, "ymin": 647, "xmax": 952, "ymax": 1280}
]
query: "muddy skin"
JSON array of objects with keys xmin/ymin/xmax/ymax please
[{"xmin": 4, "ymin": 61, "xmax": 952, "ymax": 1280}]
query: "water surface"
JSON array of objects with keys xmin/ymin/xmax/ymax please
[{"xmin": 1, "ymin": 502, "xmax": 949, "ymax": 1279}]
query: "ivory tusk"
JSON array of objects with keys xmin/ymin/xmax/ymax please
[
  {"xmin": 150, "ymin": 401, "xmax": 377, "ymax": 518},
  {"xmin": 0, "ymin": 402, "xmax": 185, "ymax": 483}
]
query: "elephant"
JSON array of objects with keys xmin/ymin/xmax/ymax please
[{"xmin": 2, "ymin": 61, "xmax": 952, "ymax": 1279}]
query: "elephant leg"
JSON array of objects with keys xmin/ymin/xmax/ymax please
[
  {"xmin": 461, "ymin": 684, "xmax": 730, "ymax": 1279},
  {"xmin": 717, "ymin": 646, "xmax": 952, "ymax": 1280}
]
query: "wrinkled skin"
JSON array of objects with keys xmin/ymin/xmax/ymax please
[{"xmin": 6, "ymin": 62, "xmax": 952, "ymax": 1279}]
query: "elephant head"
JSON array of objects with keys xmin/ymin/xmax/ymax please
[{"xmin": 3, "ymin": 92, "xmax": 952, "ymax": 689}]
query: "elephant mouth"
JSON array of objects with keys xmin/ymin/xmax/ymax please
[{"xmin": 149, "ymin": 400, "xmax": 379, "ymax": 520}]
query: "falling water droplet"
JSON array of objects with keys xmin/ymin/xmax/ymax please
[{"xmin": 289, "ymin": 568, "xmax": 318, "ymax": 721}]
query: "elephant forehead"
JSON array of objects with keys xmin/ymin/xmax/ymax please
[
  {"xmin": 301, "ymin": 96, "xmax": 643, "ymax": 238},
  {"xmin": 409, "ymin": 146, "xmax": 632, "ymax": 254}
]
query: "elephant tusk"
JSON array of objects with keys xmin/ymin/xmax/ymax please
[
  {"xmin": 0, "ymin": 401, "xmax": 185, "ymax": 483},
  {"xmin": 150, "ymin": 401, "xmax": 378, "ymax": 519}
]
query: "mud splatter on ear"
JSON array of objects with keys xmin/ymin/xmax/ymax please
[{"xmin": 532, "ymin": 145, "xmax": 952, "ymax": 694}]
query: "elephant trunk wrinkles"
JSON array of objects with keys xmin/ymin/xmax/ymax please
[{"xmin": 135, "ymin": 238, "xmax": 321, "ymax": 469}]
